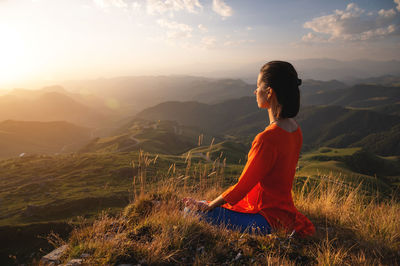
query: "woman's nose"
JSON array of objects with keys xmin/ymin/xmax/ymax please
[{"xmin": 253, "ymin": 89, "xmax": 257, "ymax": 95}]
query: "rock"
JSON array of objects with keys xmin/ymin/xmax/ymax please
[
  {"xmin": 40, "ymin": 245, "xmax": 68, "ymax": 265},
  {"xmin": 234, "ymin": 251, "xmax": 243, "ymax": 261}
]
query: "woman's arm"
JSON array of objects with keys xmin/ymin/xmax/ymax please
[
  {"xmin": 183, "ymin": 138, "xmax": 275, "ymax": 212},
  {"xmin": 205, "ymin": 195, "xmax": 226, "ymax": 211},
  {"xmin": 182, "ymin": 196, "xmax": 226, "ymax": 212},
  {"xmin": 221, "ymin": 138, "xmax": 276, "ymax": 206}
]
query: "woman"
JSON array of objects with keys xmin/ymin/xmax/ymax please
[{"xmin": 183, "ymin": 61, "xmax": 315, "ymax": 238}]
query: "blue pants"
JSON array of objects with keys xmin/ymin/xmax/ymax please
[{"xmin": 193, "ymin": 206, "xmax": 272, "ymax": 234}]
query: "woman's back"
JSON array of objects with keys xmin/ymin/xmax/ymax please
[
  {"xmin": 221, "ymin": 123, "xmax": 315, "ymax": 237},
  {"xmin": 258, "ymin": 123, "xmax": 301, "ymax": 199}
]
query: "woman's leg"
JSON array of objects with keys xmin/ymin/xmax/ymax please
[{"xmin": 199, "ymin": 207, "xmax": 271, "ymax": 234}]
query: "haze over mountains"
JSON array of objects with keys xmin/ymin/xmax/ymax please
[
  {"xmin": 0, "ymin": 120, "xmax": 91, "ymax": 158},
  {"xmin": 195, "ymin": 59, "xmax": 400, "ymax": 83},
  {"xmin": 62, "ymin": 76, "xmax": 254, "ymax": 112}
]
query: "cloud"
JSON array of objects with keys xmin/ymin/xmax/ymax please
[
  {"xmin": 157, "ymin": 19, "xmax": 193, "ymax": 39},
  {"xmin": 198, "ymin": 24, "xmax": 208, "ymax": 33},
  {"xmin": 302, "ymin": 3, "xmax": 399, "ymax": 42},
  {"xmin": 223, "ymin": 39, "xmax": 255, "ymax": 47},
  {"xmin": 378, "ymin": 8, "xmax": 396, "ymax": 18},
  {"xmin": 201, "ymin": 36, "xmax": 216, "ymax": 48},
  {"xmin": 93, "ymin": 0, "xmax": 128, "ymax": 9},
  {"xmin": 131, "ymin": 1, "xmax": 142, "ymax": 10},
  {"xmin": 395, "ymin": 0, "xmax": 400, "ymax": 12},
  {"xmin": 147, "ymin": 0, "xmax": 202, "ymax": 15},
  {"xmin": 212, "ymin": 0, "xmax": 233, "ymax": 18},
  {"xmin": 301, "ymin": 32, "xmax": 328, "ymax": 43}
]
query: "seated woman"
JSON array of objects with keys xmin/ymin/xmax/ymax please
[{"xmin": 183, "ymin": 61, "xmax": 315, "ymax": 238}]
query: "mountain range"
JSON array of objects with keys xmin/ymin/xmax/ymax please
[
  {"xmin": 136, "ymin": 96, "xmax": 400, "ymax": 155},
  {"xmin": 0, "ymin": 75, "xmax": 399, "ymax": 158}
]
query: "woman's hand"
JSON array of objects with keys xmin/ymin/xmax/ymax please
[{"xmin": 182, "ymin": 197, "xmax": 210, "ymax": 212}]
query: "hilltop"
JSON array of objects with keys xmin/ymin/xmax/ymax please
[
  {"xmin": 35, "ymin": 152, "xmax": 400, "ymax": 265},
  {"xmin": 1, "ymin": 141, "xmax": 399, "ymax": 265}
]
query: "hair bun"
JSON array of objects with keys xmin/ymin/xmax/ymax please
[{"xmin": 297, "ymin": 78, "xmax": 302, "ymax": 86}]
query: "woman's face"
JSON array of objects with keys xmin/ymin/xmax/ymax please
[{"xmin": 254, "ymin": 73, "xmax": 270, "ymax": 109}]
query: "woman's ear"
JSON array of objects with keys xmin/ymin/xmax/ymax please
[{"xmin": 267, "ymin": 87, "xmax": 275, "ymax": 100}]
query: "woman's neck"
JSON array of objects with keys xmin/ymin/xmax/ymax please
[
  {"xmin": 268, "ymin": 109, "xmax": 278, "ymax": 125},
  {"xmin": 267, "ymin": 109, "xmax": 298, "ymax": 132}
]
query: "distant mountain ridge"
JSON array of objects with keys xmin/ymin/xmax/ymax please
[
  {"xmin": 302, "ymin": 84, "xmax": 400, "ymax": 108},
  {"xmin": 0, "ymin": 89, "xmax": 112, "ymax": 127},
  {"xmin": 63, "ymin": 76, "xmax": 254, "ymax": 112},
  {"xmin": 0, "ymin": 120, "xmax": 92, "ymax": 158}
]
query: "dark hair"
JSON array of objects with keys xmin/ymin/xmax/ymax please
[{"xmin": 260, "ymin": 61, "xmax": 301, "ymax": 118}]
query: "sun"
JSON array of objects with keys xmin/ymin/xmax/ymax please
[{"xmin": 0, "ymin": 23, "xmax": 35, "ymax": 87}]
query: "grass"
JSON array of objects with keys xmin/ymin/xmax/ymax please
[
  {"xmin": 0, "ymin": 151, "xmax": 240, "ymax": 226},
  {"xmin": 1, "ymin": 145, "xmax": 399, "ymax": 265},
  {"xmin": 50, "ymin": 152, "xmax": 399, "ymax": 265},
  {"xmin": 297, "ymin": 147, "xmax": 399, "ymax": 194},
  {"xmin": 80, "ymin": 119, "xmax": 218, "ymax": 155},
  {"xmin": 301, "ymin": 147, "xmax": 362, "ymax": 160},
  {"xmin": 185, "ymin": 140, "xmax": 248, "ymax": 164}
]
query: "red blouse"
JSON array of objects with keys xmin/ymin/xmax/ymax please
[{"xmin": 221, "ymin": 123, "xmax": 315, "ymax": 237}]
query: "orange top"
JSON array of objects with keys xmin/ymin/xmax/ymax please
[{"xmin": 221, "ymin": 123, "xmax": 315, "ymax": 238}]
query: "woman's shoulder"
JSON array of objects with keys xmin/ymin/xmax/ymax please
[
  {"xmin": 253, "ymin": 127, "xmax": 278, "ymax": 144},
  {"xmin": 255, "ymin": 123, "xmax": 301, "ymax": 143}
]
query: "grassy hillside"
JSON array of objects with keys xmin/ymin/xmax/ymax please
[
  {"xmin": 0, "ymin": 149, "xmax": 247, "ymax": 265},
  {"xmin": 80, "ymin": 119, "xmax": 219, "ymax": 155},
  {"xmin": 0, "ymin": 148, "xmax": 246, "ymax": 227},
  {"xmin": 1, "ymin": 143, "xmax": 399, "ymax": 265},
  {"xmin": 300, "ymin": 79, "xmax": 347, "ymax": 97},
  {"xmin": 302, "ymin": 84, "xmax": 400, "ymax": 108},
  {"xmin": 298, "ymin": 105, "xmax": 400, "ymax": 153},
  {"xmin": 297, "ymin": 147, "xmax": 400, "ymax": 194},
  {"xmin": 44, "ymin": 160, "xmax": 400, "ymax": 265},
  {"xmin": 185, "ymin": 140, "xmax": 248, "ymax": 164},
  {"xmin": 0, "ymin": 120, "xmax": 92, "ymax": 159}
]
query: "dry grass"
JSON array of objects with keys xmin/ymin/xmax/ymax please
[{"xmin": 54, "ymin": 151, "xmax": 399, "ymax": 265}]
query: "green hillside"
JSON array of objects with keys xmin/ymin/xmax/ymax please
[
  {"xmin": 185, "ymin": 140, "xmax": 248, "ymax": 164},
  {"xmin": 1, "ymin": 147, "xmax": 398, "ymax": 265},
  {"xmin": 80, "ymin": 119, "xmax": 219, "ymax": 155},
  {"xmin": 1, "ymin": 146, "xmax": 396, "ymax": 229},
  {"xmin": 298, "ymin": 105, "xmax": 400, "ymax": 153},
  {"xmin": 297, "ymin": 147, "xmax": 400, "ymax": 193},
  {"xmin": 302, "ymin": 84, "xmax": 400, "ymax": 108}
]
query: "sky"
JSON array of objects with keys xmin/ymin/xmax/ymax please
[{"xmin": 0, "ymin": 0, "xmax": 400, "ymax": 88}]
